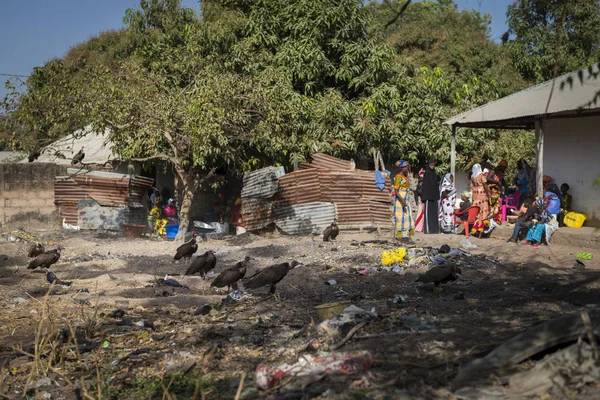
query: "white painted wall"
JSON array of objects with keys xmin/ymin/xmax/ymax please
[{"xmin": 544, "ymin": 117, "xmax": 600, "ymax": 224}]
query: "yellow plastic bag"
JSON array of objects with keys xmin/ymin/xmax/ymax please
[
  {"xmin": 381, "ymin": 247, "xmax": 407, "ymax": 265},
  {"xmin": 563, "ymin": 212, "xmax": 588, "ymax": 229}
]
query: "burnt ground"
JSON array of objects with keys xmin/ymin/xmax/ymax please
[{"xmin": 0, "ymin": 229, "xmax": 599, "ymax": 399}]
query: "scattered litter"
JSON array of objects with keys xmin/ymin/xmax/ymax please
[
  {"xmin": 102, "ymin": 340, "xmax": 110, "ymax": 348},
  {"xmin": 343, "ymin": 305, "xmax": 377, "ymax": 318},
  {"xmin": 222, "ymin": 290, "xmax": 252, "ymax": 305},
  {"xmin": 573, "ymin": 260, "xmax": 586, "ymax": 270},
  {"xmin": 357, "ymin": 269, "xmax": 369, "ymax": 275},
  {"xmin": 393, "ymin": 294, "xmax": 408, "ymax": 304},
  {"xmin": 381, "ymin": 247, "xmax": 407, "ymax": 265},
  {"xmin": 314, "ymin": 301, "xmax": 351, "ymax": 321},
  {"xmin": 325, "ymin": 279, "xmax": 337, "ymax": 286},
  {"xmin": 156, "ymin": 276, "xmax": 183, "ymax": 287},
  {"xmin": 453, "ymin": 293, "xmax": 466, "ymax": 300},
  {"xmin": 73, "ymin": 298, "xmax": 91, "ymax": 306},
  {"xmin": 108, "ymin": 274, "xmax": 118, "ymax": 280},
  {"xmin": 429, "ymin": 254, "xmax": 447, "ymax": 265},
  {"xmin": 403, "ymin": 316, "xmax": 436, "ymax": 331},
  {"xmin": 110, "ymin": 309, "xmax": 125, "ymax": 319},
  {"xmin": 392, "ymin": 266, "xmax": 403, "ymax": 273},
  {"xmin": 439, "ymin": 244, "xmax": 451, "ymax": 254},
  {"xmin": 576, "ymin": 252, "xmax": 593, "ymax": 260},
  {"xmin": 459, "ymin": 238, "xmax": 477, "ymax": 250},
  {"xmin": 255, "ymin": 350, "xmax": 374, "ymax": 390},
  {"xmin": 194, "ymin": 304, "xmax": 212, "ymax": 316}
]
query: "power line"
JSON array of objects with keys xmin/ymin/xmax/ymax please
[{"xmin": 0, "ymin": 73, "xmax": 29, "ymax": 78}]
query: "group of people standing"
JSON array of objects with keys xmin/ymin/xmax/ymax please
[
  {"xmin": 392, "ymin": 157, "xmax": 572, "ymax": 246},
  {"xmin": 393, "ymin": 159, "xmax": 456, "ymax": 242}
]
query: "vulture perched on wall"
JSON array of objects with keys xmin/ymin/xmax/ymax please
[
  {"xmin": 28, "ymin": 242, "xmax": 45, "ymax": 258},
  {"xmin": 28, "ymin": 151, "xmax": 41, "ymax": 163},
  {"xmin": 28, "ymin": 246, "xmax": 63, "ymax": 270},
  {"xmin": 243, "ymin": 260, "xmax": 302, "ymax": 300},
  {"xmin": 415, "ymin": 264, "xmax": 461, "ymax": 294},
  {"xmin": 211, "ymin": 256, "xmax": 251, "ymax": 291},
  {"xmin": 71, "ymin": 147, "xmax": 85, "ymax": 164},
  {"xmin": 323, "ymin": 219, "xmax": 339, "ymax": 242},
  {"xmin": 185, "ymin": 250, "xmax": 217, "ymax": 279},
  {"xmin": 174, "ymin": 235, "xmax": 198, "ymax": 264}
]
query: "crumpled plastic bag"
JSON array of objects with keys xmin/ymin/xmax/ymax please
[
  {"xmin": 381, "ymin": 247, "xmax": 407, "ymax": 265},
  {"xmin": 255, "ymin": 350, "xmax": 374, "ymax": 390}
]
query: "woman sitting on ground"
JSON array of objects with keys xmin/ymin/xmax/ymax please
[
  {"xmin": 523, "ymin": 198, "xmax": 559, "ymax": 247},
  {"xmin": 471, "ymin": 193, "xmax": 502, "ymax": 238}
]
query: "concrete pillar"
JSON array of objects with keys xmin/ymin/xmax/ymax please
[
  {"xmin": 535, "ymin": 119, "xmax": 544, "ymax": 198},
  {"xmin": 451, "ymin": 125, "xmax": 457, "ymax": 178}
]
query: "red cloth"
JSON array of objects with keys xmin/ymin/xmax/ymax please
[
  {"xmin": 232, "ymin": 205, "xmax": 243, "ymax": 226},
  {"xmin": 164, "ymin": 204, "xmax": 177, "ymax": 218}
]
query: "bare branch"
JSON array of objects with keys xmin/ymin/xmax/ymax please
[{"xmin": 385, "ymin": 0, "xmax": 412, "ymax": 29}]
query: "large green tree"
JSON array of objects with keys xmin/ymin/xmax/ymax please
[{"xmin": 507, "ymin": 0, "xmax": 600, "ymax": 83}]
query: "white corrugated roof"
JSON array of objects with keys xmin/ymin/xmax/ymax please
[
  {"xmin": 444, "ymin": 63, "xmax": 600, "ymax": 127},
  {"xmin": 20, "ymin": 126, "xmax": 119, "ymax": 165}
]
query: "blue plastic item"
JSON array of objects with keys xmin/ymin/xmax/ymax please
[{"xmin": 165, "ymin": 224, "xmax": 179, "ymax": 239}]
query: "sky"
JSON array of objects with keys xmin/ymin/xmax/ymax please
[{"xmin": 0, "ymin": 0, "xmax": 513, "ymax": 101}]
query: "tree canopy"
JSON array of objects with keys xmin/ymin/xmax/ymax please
[{"xmin": 507, "ymin": 0, "xmax": 600, "ymax": 83}]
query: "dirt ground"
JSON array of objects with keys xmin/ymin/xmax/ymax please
[{"xmin": 1, "ymin": 227, "xmax": 599, "ymax": 399}]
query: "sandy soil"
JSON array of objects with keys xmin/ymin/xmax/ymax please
[{"xmin": 0, "ymin": 228, "xmax": 599, "ymax": 399}]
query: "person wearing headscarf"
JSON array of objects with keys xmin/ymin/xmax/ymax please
[
  {"xmin": 544, "ymin": 183, "xmax": 561, "ymax": 216},
  {"xmin": 438, "ymin": 173, "xmax": 457, "ymax": 234},
  {"xmin": 393, "ymin": 160, "xmax": 414, "ymax": 242},
  {"xmin": 471, "ymin": 192, "xmax": 502, "ymax": 237},
  {"xmin": 471, "ymin": 163, "xmax": 490, "ymax": 221},
  {"xmin": 523, "ymin": 198, "xmax": 555, "ymax": 247},
  {"xmin": 413, "ymin": 169, "xmax": 425, "ymax": 232},
  {"xmin": 458, "ymin": 191, "xmax": 472, "ymax": 220},
  {"xmin": 490, "ymin": 160, "xmax": 508, "ymax": 195},
  {"xmin": 421, "ymin": 159, "xmax": 440, "ymax": 234}
]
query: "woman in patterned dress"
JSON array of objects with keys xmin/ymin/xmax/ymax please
[
  {"xmin": 438, "ymin": 173, "xmax": 457, "ymax": 234},
  {"xmin": 470, "ymin": 164, "xmax": 490, "ymax": 220},
  {"xmin": 394, "ymin": 160, "xmax": 414, "ymax": 243}
]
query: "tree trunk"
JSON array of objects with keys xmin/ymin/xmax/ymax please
[{"xmin": 175, "ymin": 172, "xmax": 199, "ymax": 242}]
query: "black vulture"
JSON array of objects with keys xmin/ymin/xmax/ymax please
[
  {"xmin": 211, "ymin": 256, "xmax": 251, "ymax": 291},
  {"xmin": 243, "ymin": 260, "xmax": 302, "ymax": 299},
  {"xmin": 71, "ymin": 147, "xmax": 85, "ymax": 164},
  {"xmin": 28, "ymin": 246, "xmax": 63, "ymax": 270},
  {"xmin": 46, "ymin": 270, "xmax": 72, "ymax": 287},
  {"xmin": 28, "ymin": 151, "xmax": 41, "ymax": 163},
  {"xmin": 174, "ymin": 235, "xmax": 198, "ymax": 264},
  {"xmin": 28, "ymin": 242, "xmax": 45, "ymax": 258},
  {"xmin": 415, "ymin": 264, "xmax": 461, "ymax": 294},
  {"xmin": 323, "ymin": 219, "xmax": 339, "ymax": 242},
  {"xmin": 185, "ymin": 250, "xmax": 217, "ymax": 279}
]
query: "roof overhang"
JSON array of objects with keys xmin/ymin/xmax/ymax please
[{"xmin": 444, "ymin": 63, "xmax": 600, "ymax": 130}]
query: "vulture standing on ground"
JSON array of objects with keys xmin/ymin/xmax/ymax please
[
  {"xmin": 28, "ymin": 242, "xmax": 45, "ymax": 258},
  {"xmin": 46, "ymin": 270, "xmax": 72, "ymax": 287},
  {"xmin": 28, "ymin": 151, "xmax": 41, "ymax": 163},
  {"xmin": 28, "ymin": 246, "xmax": 63, "ymax": 270},
  {"xmin": 174, "ymin": 235, "xmax": 198, "ymax": 264},
  {"xmin": 211, "ymin": 256, "xmax": 251, "ymax": 291},
  {"xmin": 415, "ymin": 264, "xmax": 461, "ymax": 294},
  {"xmin": 71, "ymin": 147, "xmax": 85, "ymax": 164},
  {"xmin": 323, "ymin": 219, "xmax": 339, "ymax": 242},
  {"xmin": 243, "ymin": 260, "xmax": 302, "ymax": 299},
  {"xmin": 185, "ymin": 250, "xmax": 217, "ymax": 279}
]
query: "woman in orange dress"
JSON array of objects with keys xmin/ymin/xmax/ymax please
[{"xmin": 470, "ymin": 164, "xmax": 490, "ymax": 220}]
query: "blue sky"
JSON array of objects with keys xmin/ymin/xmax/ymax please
[{"xmin": 0, "ymin": 0, "xmax": 513, "ymax": 100}]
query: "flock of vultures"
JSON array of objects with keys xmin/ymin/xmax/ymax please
[{"xmin": 24, "ymin": 220, "xmax": 461, "ymax": 296}]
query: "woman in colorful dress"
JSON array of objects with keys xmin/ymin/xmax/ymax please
[
  {"xmin": 470, "ymin": 164, "xmax": 490, "ymax": 221},
  {"xmin": 471, "ymin": 193, "xmax": 502, "ymax": 237},
  {"xmin": 393, "ymin": 160, "xmax": 414, "ymax": 243},
  {"xmin": 438, "ymin": 173, "xmax": 457, "ymax": 234}
]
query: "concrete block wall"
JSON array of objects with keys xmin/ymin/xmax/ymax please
[{"xmin": 0, "ymin": 163, "xmax": 67, "ymax": 229}]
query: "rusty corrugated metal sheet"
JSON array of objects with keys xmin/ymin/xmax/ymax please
[
  {"xmin": 299, "ymin": 153, "xmax": 355, "ymax": 171},
  {"xmin": 277, "ymin": 170, "xmax": 321, "ymax": 204},
  {"xmin": 335, "ymin": 200, "xmax": 393, "ymax": 228},
  {"xmin": 274, "ymin": 202, "xmax": 336, "ymax": 235},
  {"xmin": 241, "ymin": 198, "xmax": 275, "ymax": 231},
  {"xmin": 241, "ymin": 166, "xmax": 285, "ymax": 199},
  {"xmin": 54, "ymin": 169, "xmax": 153, "ymax": 226}
]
